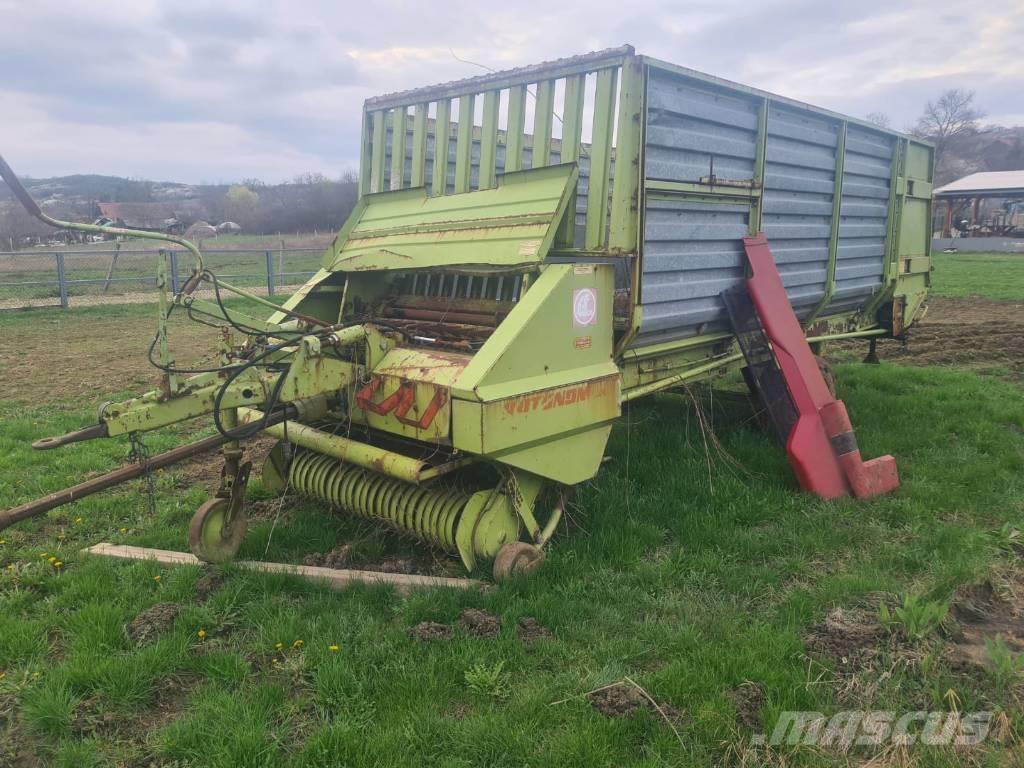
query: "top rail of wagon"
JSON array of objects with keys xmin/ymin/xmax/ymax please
[{"xmin": 363, "ymin": 45, "xmax": 635, "ymax": 110}]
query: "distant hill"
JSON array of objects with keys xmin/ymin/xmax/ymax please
[
  {"xmin": 0, "ymin": 172, "xmax": 358, "ymax": 248},
  {"xmin": 0, "ymin": 174, "xmax": 211, "ymax": 205}
]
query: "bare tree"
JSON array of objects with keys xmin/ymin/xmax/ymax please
[
  {"xmin": 866, "ymin": 112, "xmax": 891, "ymax": 129},
  {"xmin": 912, "ymin": 89, "xmax": 985, "ymax": 183}
]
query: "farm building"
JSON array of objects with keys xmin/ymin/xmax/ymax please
[
  {"xmin": 933, "ymin": 170, "xmax": 1024, "ymax": 248},
  {"xmin": 94, "ymin": 202, "xmax": 185, "ymax": 234}
]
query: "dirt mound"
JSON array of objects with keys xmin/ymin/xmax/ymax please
[
  {"xmin": 588, "ymin": 684, "xmax": 647, "ymax": 716},
  {"xmin": 731, "ymin": 683, "xmax": 764, "ymax": 730},
  {"xmin": 194, "ymin": 572, "xmax": 225, "ymax": 601},
  {"xmin": 409, "ymin": 622, "xmax": 453, "ymax": 642},
  {"xmin": 459, "ymin": 608, "xmax": 501, "ymax": 638},
  {"xmin": 128, "ymin": 602, "xmax": 180, "ymax": 644},
  {"xmin": 948, "ymin": 577, "xmax": 1024, "ymax": 670},
  {"xmin": 303, "ymin": 544, "xmax": 354, "ymax": 569},
  {"xmin": 249, "ymin": 497, "xmax": 296, "ymax": 521},
  {"xmin": 804, "ymin": 607, "xmax": 887, "ymax": 669},
  {"xmin": 587, "ymin": 682, "xmax": 683, "ymax": 723},
  {"xmin": 868, "ymin": 298, "xmax": 1024, "ymax": 380},
  {"xmin": 516, "ymin": 617, "xmax": 552, "ymax": 643}
]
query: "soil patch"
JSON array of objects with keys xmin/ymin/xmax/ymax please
[
  {"xmin": 128, "ymin": 602, "xmax": 180, "ymax": 644},
  {"xmin": 948, "ymin": 577, "xmax": 1024, "ymax": 670},
  {"xmin": 587, "ymin": 682, "xmax": 683, "ymax": 723},
  {"xmin": 303, "ymin": 544, "xmax": 354, "ymax": 569},
  {"xmin": 803, "ymin": 607, "xmax": 888, "ymax": 670},
  {"xmin": 249, "ymin": 496, "xmax": 296, "ymax": 521},
  {"xmin": 732, "ymin": 682, "xmax": 765, "ymax": 730},
  {"xmin": 516, "ymin": 617, "xmax": 552, "ymax": 643},
  {"xmin": 0, "ymin": 313, "xmax": 223, "ymax": 404},
  {"xmin": 173, "ymin": 435, "xmax": 276, "ymax": 492},
  {"xmin": 409, "ymin": 622, "xmax": 453, "ymax": 642},
  {"xmin": 852, "ymin": 297, "xmax": 1024, "ymax": 380},
  {"xmin": 459, "ymin": 608, "xmax": 501, "ymax": 638},
  {"xmin": 194, "ymin": 571, "xmax": 226, "ymax": 601}
]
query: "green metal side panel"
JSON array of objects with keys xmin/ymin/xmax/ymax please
[
  {"xmin": 323, "ymin": 164, "xmax": 579, "ymax": 272},
  {"xmin": 893, "ymin": 140, "xmax": 934, "ymax": 325}
]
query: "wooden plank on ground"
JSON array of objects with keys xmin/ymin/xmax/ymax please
[{"xmin": 82, "ymin": 543, "xmax": 484, "ymax": 594}]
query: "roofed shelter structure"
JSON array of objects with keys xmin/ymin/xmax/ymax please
[{"xmin": 933, "ymin": 171, "xmax": 1024, "ymax": 237}]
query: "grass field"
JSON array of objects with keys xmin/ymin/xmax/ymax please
[
  {"xmin": 0, "ymin": 258, "xmax": 1022, "ymax": 766},
  {"xmin": 930, "ymin": 251, "xmax": 1024, "ymax": 301}
]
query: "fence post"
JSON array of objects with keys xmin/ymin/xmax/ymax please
[
  {"xmin": 265, "ymin": 250, "xmax": 275, "ymax": 296},
  {"xmin": 169, "ymin": 250, "xmax": 180, "ymax": 294},
  {"xmin": 55, "ymin": 252, "xmax": 69, "ymax": 309}
]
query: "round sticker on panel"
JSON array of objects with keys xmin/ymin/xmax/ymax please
[{"xmin": 572, "ymin": 288, "xmax": 597, "ymax": 327}]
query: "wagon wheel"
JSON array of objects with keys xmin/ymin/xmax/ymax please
[
  {"xmin": 492, "ymin": 542, "xmax": 545, "ymax": 582},
  {"xmin": 188, "ymin": 497, "xmax": 248, "ymax": 564}
]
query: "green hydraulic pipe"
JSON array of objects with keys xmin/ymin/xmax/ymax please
[
  {"xmin": 622, "ymin": 353, "xmax": 745, "ymax": 402},
  {"xmin": 805, "ymin": 328, "xmax": 888, "ymax": 343},
  {"xmin": 237, "ymin": 407, "xmax": 458, "ymax": 484},
  {"xmin": 621, "ymin": 328, "xmax": 888, "ymax": 402}
]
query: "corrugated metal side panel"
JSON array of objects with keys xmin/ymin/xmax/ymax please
[
  {"xmin": 637, "ymin": 198, "xmax": 750, "ymax": 344},
  {"xmin": 761, "ymin": 104, "xmax": 839, "ymax": 316},
  {"xmin": 832, "ymin": 126, "xmax": 895, "ymax": 312},
  {"xmin": 635, "ymin": 70, "xmax": 758, "ymax": 345},
  {"xmin": 645, "ymin": 70, "xmax": 759, "ymax": 183}
]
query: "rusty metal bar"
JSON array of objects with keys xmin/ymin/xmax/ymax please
[
  {"xmin": 1, "ymin": 434, "xmax": 226, "ymax": 530},
  {"xmin": 0, "ymin": 409, "xmax": 297, "ymax": 531}
]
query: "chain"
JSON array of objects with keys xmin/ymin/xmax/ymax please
[{"xmin": 128, "ymin": 432, "xmax": 157, "ymax": 517}]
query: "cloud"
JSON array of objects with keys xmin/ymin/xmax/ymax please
[{"xmin": 1, "ymin": 0, "xmax": 1021, "ymax": 182}]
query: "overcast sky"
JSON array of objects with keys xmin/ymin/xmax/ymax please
[{"xmin": 2, "ymin": 0, "xmax": 1022, "ymax": 183}]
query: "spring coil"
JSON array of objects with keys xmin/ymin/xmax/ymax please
[{"xmin": 287, "ymin": 448, "xmax": 470, "ymax": 551}]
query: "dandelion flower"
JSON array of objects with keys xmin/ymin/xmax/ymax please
[
  {"xmin": 274, "ymin": 641, "xmax": 283, "ymax": 650},
  {"xmin": 32, "ymin": 671, "xmax": 40, "ymax": 678},
  {"xmin": 54, "ymin": 561, "xmax": 63, "ymax": 568},
  {"xmin": 153, "ymin": 575, "xmax": 161, "ymax": 582},
  {"xmin": 197, "ymin": 628, "xmax": 207, "ymax": 639},
  {"xmin": 292, "ymin": 639, "xmax": 304, "ymax": 648},
  {"xmin": 119, "ymin": 527, "xmax": 127, "ymax": 534},
  {"xmin": 47, "ymin": 556, "xmax": 57, "ymax": 564},
  {"xmin": 74, "ymin": 517, "xmax": 83, "ymax": 524},
  {"xmin": 0, "ymin": 539, "xmax": 7, "ymax": 545},
  {"xmin": 5, "ymin": 565, "xmax": 13, "ymax": 571},
  {"xmin": 328, "ymin": 645, "xmax": 339, "ymax": 652}
]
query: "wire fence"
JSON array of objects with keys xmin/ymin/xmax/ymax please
[{"xmin": 0, "ymin": 247, "xmax": 324, "ymax": 311}]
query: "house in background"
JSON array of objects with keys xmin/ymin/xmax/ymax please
[{"xmin": 93, "ymin": 202, "xmax": 186, "ymax": 235}]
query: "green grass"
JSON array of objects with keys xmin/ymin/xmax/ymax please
[
  {"xmin": 931, "ymin": 251, "xmax": 1024, "ymax": 300},
  {"xmin": 0, "ymin": 361, "xmax": 1022, "ymax": 766}
]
